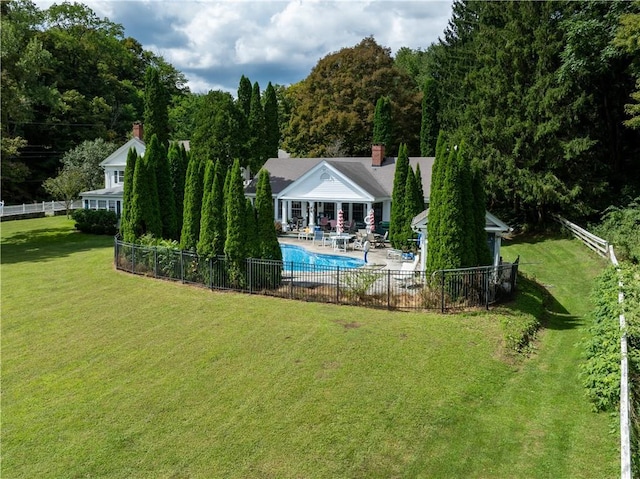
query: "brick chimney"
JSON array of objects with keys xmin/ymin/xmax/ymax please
[
  {"xmin": 132, "ymin": 122, "xmax": 143, "ymax": 140},
  {"xmin": 372, "ymin": 144, "xmax": 385, "ymax": 167}
]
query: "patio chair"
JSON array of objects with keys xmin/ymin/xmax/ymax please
[
  {"xmin": 394, "ymin": 254, "xmax": 421, "ymax": 288},
  {"xmin": 311, "ymin": 228, "xmax": 324, "ymax": 246},
  {"xmin": 374, "ymin": 231, "xmax": 388, "ymax": 248},
  {"xmin": 352, "ymin": 233, "xmax": 365, "ymax": 250}
]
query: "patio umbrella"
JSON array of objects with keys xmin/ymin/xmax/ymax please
[
  {"xmin": 337, "ymin": 209, "xmax": 344, "ymax": 234},
  {"xmin": 366, "ymin": 209, "xmax": 375, "ymax": 233}
]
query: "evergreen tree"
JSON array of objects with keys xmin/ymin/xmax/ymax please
[
  {"xmin": 244, "ymin": 198, "xmax": 260, "ymax": 259},
  {"xmin": 197, "ymin": 160, "xmax": 216, "ymax": 257},
  {"xmin": 264, "ymin": 82, "xmax": 280, "ymax": 160},
  {"xmin": 120, "ymin": 147, "xmax": 138, "ymax": 243},
  {"xmin": 224, "ymin": 159, "xmax": 247, "ymax": 287},
  {"xmin": 436, "ymin": 144, "xmax": 465, "ymax": 270},
  {"xmin": 143, "ymin": 67, "xmax": 170, "ymax": 147},
  {"xmin": 237, "ymin": 75, "xmax": 252, "ymax": 117},
  {"xmin": 372, "ymin": 96, "xmax": 393, "ymax": 150},
  {"xmin": 426, "ymin": 132, "xmax": 448, "ymax": 273},
  {"xmin": 415, "ymin": 162, "xmax": 425, "ymax": 210},
  {"xmin": 130, "ymin": 139, "xmax": 162, "ymax": 239},
  {"xmin": 400, "ymin": 166, "xmax": 422, "ymax": 248},
  {"xmin": 149, "ymin": 136, "xmax": 177, "ymax": 240},
  {"xmin": 390, "ymin": 143, "xmax": 409, "ymax": 248},
  {"xmin": 255, "ymin": 169, "xmax": 282, "ymax": 261},
  {"xmin": 248, "ymin": 81, "xmax": 267, "ymax": 173},
  {"xmin": 168, "ymin": 142, "xmax": 187, "ymax": 235},
  {"xmin": 180, "ymin": 154, "xmax": 205, "ymax": 250},
  {"xmin": 420, "ymin": 77, "xmax": 439, "ymax": 156},
  {"xmin": 472, "ymin": 161, "xmax": 492, "ymax": 265},
  {"xmin": 211, "ymin": 161, "xmax": 227, "ymax": 256},
  {"xmin": 456, "ymin": 141, "xmax": 477, "ymax": 267}
]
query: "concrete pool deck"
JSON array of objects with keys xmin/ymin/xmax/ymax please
[{"xmin": 278, "ymin": 234, "xmax": 404, "ymax": 270}]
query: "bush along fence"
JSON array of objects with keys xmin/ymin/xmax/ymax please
[
  {"xmin": 556, "ymin": 215, "xmax": 632, "ymax": 479},
  {"xmin": 114, "ymin": 238, "xmax": 519, "ymax": 312}
]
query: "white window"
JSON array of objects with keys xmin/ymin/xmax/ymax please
[
  {"xmin": 89, "ymin": 200, "xmax": 97, "ymax": 209},
  {"xmin": 113, "ymin": 170, "xmax": 125, "ymax": 184},
  {"xmin": 98, "ymin": 200, "xmax": 107, "ymax": 210},
  {"xmin": 108, "ymin": 200, "xmax": 116, "ymax": 213}
]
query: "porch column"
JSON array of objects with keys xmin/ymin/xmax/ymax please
[
  {"xmin": 301, "ymin": 201, "xmax": 308, "ymax": 227},
  {"xmin": 366, "ymin": 203, "xmax": 372, "ymax": 222},
  {"xmin": 348, "ymin": 203, "xmax": 353, "ymax": 222},
  {"xmin": 309, "ymin": 202, "xmax": 316, "ymax": 227},
  {"xmin": 494, "ymin": 235, "xmax": 502, "ymax": 267},
  {"xmin": 276, "ymin": 198, "xmax": 281, "ymax": 222}
]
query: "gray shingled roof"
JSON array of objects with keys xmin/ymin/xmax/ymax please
[
  {"xmin": 79, "ymin": 186, "xmax": 123, "ymax": 196},
  {"xmin": 246, "ymin": 156, "xmax": 435, "ymax": 198}
]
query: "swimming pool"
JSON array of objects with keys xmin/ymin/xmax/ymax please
[{"xmin": 280, "ymin": 244, "xmax": 365, "ymax": 271}]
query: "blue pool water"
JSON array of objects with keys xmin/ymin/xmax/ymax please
[{"xmin": 280, "ymin": 244, "xmax": 365, "ymax": 271}]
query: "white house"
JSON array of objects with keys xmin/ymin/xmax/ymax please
[
  {"xmin": 245, "ymin": 144, "xmax": 435, "ymax": 231},
  {"xmin": 79, "ymin": 123, "xmax": 146, "ymax": 216}
]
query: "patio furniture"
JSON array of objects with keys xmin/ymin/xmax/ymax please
[
  {"xmin": 386, "ymin": 248, "xmax": 402, "ymax": 261},
  {"xmin": 298, "ymin": 227, "xmax": 311, "ymax": 240},
  {"xmin": 311, "ymin": 228, "xmax": 324, "ymax": 245},
  {"xmin": 352, "ymin": 233, "xmax": 365, "ymax": 250},
  {"xmin": 394, "ymin": 254, "xmax": 421, "ymax": 288},
  {"xmin": 331, "ymin": 233, "xmax": 352, "ymax": 252},
  {"xmin": 374, "ymin": 231, "xmax": 388, "ymax": 248}
]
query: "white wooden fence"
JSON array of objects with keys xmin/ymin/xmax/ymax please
[
  {"xmin": 0, "ymin": 200, "xmax": 82, "ymax": 217},
  {"xmin": 556, "ymin": 215, "xmax": 631, "ymax": 479}
]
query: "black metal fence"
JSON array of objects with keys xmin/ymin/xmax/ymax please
[{"xmin": 114, "ymin": 238, "xmax": 519, "ymax": 312}]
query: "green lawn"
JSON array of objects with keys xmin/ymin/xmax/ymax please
[{"xmin": 2, "ymin": 217, "xmax": 617, "ymax": 478}]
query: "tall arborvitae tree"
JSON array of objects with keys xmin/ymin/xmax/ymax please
[
  {"xmin": 433, "ymin": 143, "xmax": 465, "ymax": 270},
  {"xmin": 210, "ymin": 161, "xmax": 227, "ymax": 256},
  {"xmin": 197, "ymin": 160, "xmax": 216, "ymax": 257},
  {"xmin": 237, "ymin": 75, "xmax": 252, "ymax": 118},
  {"xmin": 130, "ymin": 139, "xmax": 162, "ymax": 239},
  {"xmin": 244, "ymin": 198, "xmax": 260, "ymax": 259},
  {"xmin": 264, "ymin": 82, "xmax": 280, "ymax": 160},
  {"xmin": 149, "ymin": 136, "xmax": 177, "ymax": 240},
  {"xmin": 472, "ymin": 161, "xmax": 492, "ymax": 265},
  {"xmin": 372, "ymin": 96, "xmax": 393, "ymax": 151},
  {"xmin": 420, "ymin": 77, "xmax": 439, "ymax": 156},
  {"xmin": 168, "ymin": 142, "xmax": 187, "ymax": 235},
  {"xmin": 248, "ymin": 81, "xmax": 267, "ymax": 173},
  {"xmin": 390, "ymin": 143, "xmax": 409, "ymax": 248},
  {"xmin": 143, "ymin": 67, "xmax": 170, "ymax": 147},
  {"xmin": 224, "ymin": 159, "xmax": 247, "ymax": 287},
  {"xmin": 415, "ymin": 162, "xmax": 425, "ymax": 210},
  {"xmin": 400, "ymin": 166, "xmax": 422, "ymax": 248},
  {"xmin": 255, "ymin": 169, "xmax": 282, "ymax": 261},
  {"xmin": 120, "ymin": 147, "xmax": 138, "ymax": 242},
  {"xmin": 191, "ymin": 90, "xmax": 248, "ymax": 170},
  {"xmin": 180, "ymin": 154, "xmax": 205, "ymax": 250},
  {"xmin": 426, "ymin": 132, "xmax": 448, "ymax": 273},
  {"xmin": 456, "ymin": 141, "xmax": 477, "ymax": 267}
]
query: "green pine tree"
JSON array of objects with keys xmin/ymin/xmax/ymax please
[
  {"xmin": 180, "ymin": 154, "xmax": 205, "ymax": 250},
  {"xmin": 120, "ymin": 147, "xmax": 138, "ymax": 242},
  {"xmin": 197, "ymin": 160, "xmax": 216, "ymax": 257},
  {"xmin": 130, "ymin": 140, "xmax": 162, "ymax": 239},
  {"xmin": 143, "ymin": 67, "xmax": 169, "ymax": 147},
  {"xmin": 420, "ymin": 77, "xmax": 439, "ymax": 156},
  {"xmin": 168, "ymin": 142, "xmax": 187, "ymax": 236},
  {"xmin": 400, "ymin": 166, "xmax": 422, "ymax": 248},
  {"xmin": 390, "ymin": 143, "xmax": 409, "ymax": 247},
  {"xmin": 244, "ymin": 198, "xmax": 260, "ymax": 260},
  {"xmin": 472, "ymin": 160, "xmax": 492, "ymax": 265},
  {"xmin": 224, "ymin": 159, "xmax": 247, "ymax": 287},
  {"xmin": 150, "ymin": 136, "xmax": 177, "ymax": 240},
  {"xmin": 426, "ymin": 132, "xmax": 448, "ymax": 273},
  {"xmin": 372, "ymin": 96, "xmax": 393, "ymax": 151},
  {"xmin": 248, "ymin": 81, "xmax": 267, "ymax": 174},
  {"xmin": 457, "ymin": 141, "xmax": 477, "ymax": 267},
  {"xmin": 255, "ymin": 169, "xmax": 282, "ymax": 261},
  {"xmin": 415, "ymin": 162, "xmax": 425, "ymax": 211},
  {"xmin": 264, "ymin": 82, "xmax": 280, "ymax": 160},
  {"xmin": 237, "ymin": 75, "xmax": 252, "ymax": 117},
  {"xmin": 211, "ymin": 161, "xmax": 227, "ymax": 257}
]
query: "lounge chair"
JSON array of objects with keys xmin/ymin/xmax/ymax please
[
  {"xmin": 374, "ymin": 231, "xmax": 388, "ymax": 248},
  {"xmin": 311, "ymin": 228, "xmax": 324, "ymax": 245},
  {"xmin": 394, "ymin": 254, "xmax": 420, "ymax": 288}
]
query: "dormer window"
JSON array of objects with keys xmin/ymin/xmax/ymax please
[{"xmin": 113, "ymin": 170, "xmax": 125, "ymax": 184}]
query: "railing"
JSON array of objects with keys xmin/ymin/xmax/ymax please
[
  {"xmin": 554, "ymin": 214, "xmax": 609, "ymax": 257},
  {"xmin": 0, "ymin": 200, "xmax": 82, "ymax": 217},
  {"xmin": 556, "ymin": 215, "xmax": 631, "ymax": 479},
  {"xmin": 114, "ymin": 238, "xmax": 519, "ymax": 312}
]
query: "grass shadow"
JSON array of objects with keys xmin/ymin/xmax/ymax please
[
  {"xmin": 1, "ymin": 226, "xmax": 112, "ymax": 265},
  {"xmin": 500, "ymin": 274, "xmax": 581, "ymax": 331}
]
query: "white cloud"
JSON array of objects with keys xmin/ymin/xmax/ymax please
[{"xmin": 33, "ymin": 0, "xmax": 452, "ymax": 93}]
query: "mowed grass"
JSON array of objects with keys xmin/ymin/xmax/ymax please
[{"xmin": 2, "ymin": 217, "xmax": 617, "ymax": 478}]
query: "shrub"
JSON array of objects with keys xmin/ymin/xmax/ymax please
[
  {"xmin": 592, "ymin": 197, "xmax": 640, "ymax": 264},
  {"xmin": 73, "ymin": 209, "xmax": 117, "ymax": 235}
]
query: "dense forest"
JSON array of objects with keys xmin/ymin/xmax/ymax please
[{"xmin": 2, "ymin": 0, "xmax": 639, "ymax": 227}]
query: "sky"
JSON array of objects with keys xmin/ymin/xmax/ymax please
[{"xmin": 35, "ymin": 0, "xmax": 453, "ymax": 94}]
